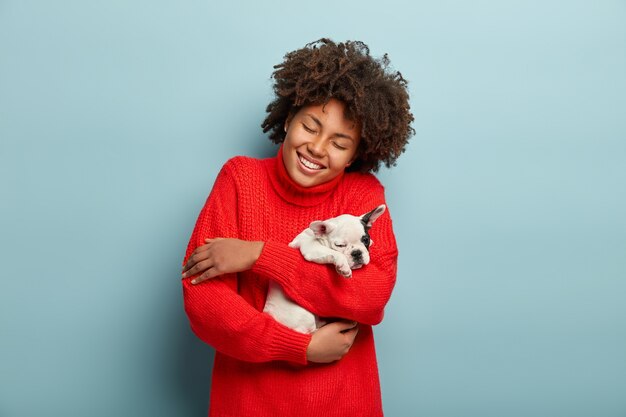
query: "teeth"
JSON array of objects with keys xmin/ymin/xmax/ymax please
[{"xmin": 299, "ymin": 155, "xmax": 323, "ymax": 170}]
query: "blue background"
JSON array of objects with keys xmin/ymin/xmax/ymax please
[{"xmin": 1, "ymin": 1, "xmax": 625, "ymax": 416}]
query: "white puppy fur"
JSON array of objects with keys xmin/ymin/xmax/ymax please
[{"xmin": 263, "ymin": 205, "xmax": 386, "ymax": 334}]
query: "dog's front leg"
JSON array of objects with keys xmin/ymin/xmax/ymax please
[
  {"xmin": 300, "ymin": 244, "xmax": 336, "ymax": 265},
  {"xmin": 298, "ymin": 244, "xmax": 351, "ymax": 277},
  {"xmin": 331, "ymin": 253, "xmax": 352, "ymax": 277}
]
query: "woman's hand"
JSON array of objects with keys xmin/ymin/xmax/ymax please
[
  {"xmin": 306, "ymin": 321, "xmax": 359, "ymax": 363},
  {"xmin": 182, "ymin": 238, "xmax": 264, "ymax": 284}
]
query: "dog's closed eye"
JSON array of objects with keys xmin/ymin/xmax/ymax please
[{"xmin": 334, "ymin": 242, "xmax": 347, "ymax": 248}]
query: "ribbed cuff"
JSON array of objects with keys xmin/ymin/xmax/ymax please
[
  {"xmin": 268, "ymin": 318, "xmax": 312, "ymax": 365},
  {"xmin": 251, "ymin": 241, "xmax": 300, "ymax": 283}
]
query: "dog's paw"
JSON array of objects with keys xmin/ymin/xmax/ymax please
[
  {"xmin": 335, "ymin": 262, "xmax": 352, "ymax": 278},
  {"xmin": 332, "ymin": 253, "xmax": 352, "ymax": 277}
]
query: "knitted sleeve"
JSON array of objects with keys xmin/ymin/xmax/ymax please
[
  {"xmin": 251, "ymin": 177, "xmax": 398, "ymax": 326},
  {"xmin": 181, "ymin": 160, "xmax": 312, "ymax": 364}
]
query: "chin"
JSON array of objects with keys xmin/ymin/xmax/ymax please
[{"xmin": 295, "ymin": 174, "xmax": 324, "ymax": 188}]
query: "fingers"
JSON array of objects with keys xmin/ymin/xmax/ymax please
[
  {"xmin": 333, "ymin": 321, "xmax": 359, "ymax": 350},
  {"xmin": 182, "ymin": 244, "xmax": 211, "ymax": 273},
  {"xmin": 182, "ymin": 238, "xmax": 224, "ymax": 272},
  {"xmin": 331, "ymin": 320, "xmax": 358, "ymax": 332},
  {"xmin": 204, "ymin": 237, "xmax": 223, "ymax": 243},
  {"xmin": 183, "ymin": 238, "xmax": 237, "ymax": 283},
  {"xmin": 182, "ymin": 258, "xmax": 213, "ymax": 279},
  {"xmin": 190, "ymin": 267, "xmax": 218, "ymax": 284},
  {"xmin": 182, "ymin": 238, "xmax": 225, "ymax": 273}
]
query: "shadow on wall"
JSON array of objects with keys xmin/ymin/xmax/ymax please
[
  {"xmin": 162, "ymin": 266, "xmax": 216, "ymax": 414},
  {"xmin": 154, "ymin": 203, "xmax": 217, "ymax": 416},
  {"xmin": 177, "ymin": 328, "xmax": 215, "ymax": 415}
]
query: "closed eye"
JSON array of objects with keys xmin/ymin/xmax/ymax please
[
  {"xmin": 334, "ymin": 243, "xmax": 347, "ymax": 248},
  {"xmin": 332, "ymin": 141, "xmax": 348, "ymax": 150},
  {"xmin": 302, "ymin": 123, "xmax": 316, "ymax": 134}
]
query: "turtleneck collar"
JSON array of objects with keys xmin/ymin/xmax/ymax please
[{"xmin": 266, "ymin": 144, "xmax": 343, "ymax": 207}]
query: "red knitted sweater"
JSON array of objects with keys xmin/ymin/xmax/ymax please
[{"xmin": 182, "ymin": 146, "xmax": 398, "ymax": 417}]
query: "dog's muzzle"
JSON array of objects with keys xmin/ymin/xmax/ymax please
[{"xmin": 351, "ymin": 249, "xmax": 364, "ymax": 266}]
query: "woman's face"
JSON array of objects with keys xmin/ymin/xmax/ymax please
[{"xmin": 282, "ymin": 99, "xmax": 361, "ymax": 188}]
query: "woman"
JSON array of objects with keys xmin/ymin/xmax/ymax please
[{"xmin": 181, "ymin": 38, "xmax": 414, "ymax": 417}]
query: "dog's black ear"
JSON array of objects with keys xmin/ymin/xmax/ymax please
[
  {"xmin": 360, "ymin": 204, "xmax": 386, "ymax": 230},
  {"xmin": 309, "ymin": 220, "xmax": 335, "ymax": 237}
]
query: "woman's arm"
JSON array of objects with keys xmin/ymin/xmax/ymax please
[
  {"xmin": 182, "ymin": 161, "xmax": 311, "ymax": 364},
  {"xmin": 183, "ymin": 277, "xmax": 311, "ymax": 363},
  {"xmin": 251, "ymin": 180, "xmax": 398, "ymax": 326},
  {"xmin": 184, "ymin": 163, "xmax": 397, "ymax": 327}
]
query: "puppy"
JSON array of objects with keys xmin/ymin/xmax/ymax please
[{"xmin": 263, "ymin": 205, "xmax": 386, "ymax": 334}]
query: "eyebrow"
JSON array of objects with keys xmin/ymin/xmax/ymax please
[{"xmin": 305, "ymin": 114, "xmax": 355, "ymax": 141}]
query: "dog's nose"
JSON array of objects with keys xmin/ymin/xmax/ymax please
[{"xmin": 351, "ymin": 249, "xmax": 363, "ymax": 262}]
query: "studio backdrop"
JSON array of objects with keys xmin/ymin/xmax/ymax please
[{"xmin": 1, "ymin": 1, "xmax": 625, "ymax": 416}]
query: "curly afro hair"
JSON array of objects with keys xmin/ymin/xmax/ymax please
[{"xmin": 262, "ymin": 38, "xmax": 415, "ymax": 173}]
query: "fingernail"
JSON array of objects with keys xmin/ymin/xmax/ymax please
[
  {"xmin": 191, "ymin": 279, "xmax": 197, "ymax": 284},
  {"xmin": 181, "ymin": 272, "xmax": 186, "ymax": 278}
]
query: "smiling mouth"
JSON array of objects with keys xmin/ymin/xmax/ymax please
[{"xmin": 297, "ymin": 153, "xmax": 325, "ymax": 170}]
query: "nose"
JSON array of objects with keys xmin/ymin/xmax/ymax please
[
  {"xmin": 351, "ymin": 249, "xmax": 363, "ymax": 264},
  {"xmin": 306, "ymin": 137, "xmax": 326, "ymax": 158}
]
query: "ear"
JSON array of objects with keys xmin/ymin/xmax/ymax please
[
  {"xmin": 346, "ymin": 149, "xmax": 360, "ymax": 167},
  {"xmin": 360, "ymin": 204, "xmax": 386, "ymax": 229},
  {"xmin": 309, "ymin": 220, "xmax": 335, "ymax": 237},
  {"xmin": 284, "ymin": 110, "xmax": 297, "ymax": 133}
]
